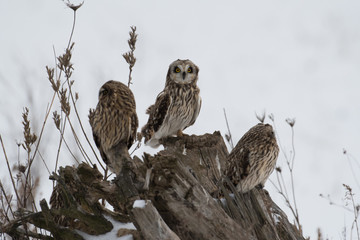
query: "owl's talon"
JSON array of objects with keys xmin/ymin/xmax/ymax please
[{"xmin": 177, "ymin": 130, "xmax": 184, "ymax": 137}]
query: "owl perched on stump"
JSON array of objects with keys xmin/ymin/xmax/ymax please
[
  {"xmin": 141, "ymin": 59, "xmax": 202, "ymax": 148},
  {"xmin": 225, "ymin": 123, "xmax": 279, "ymax": 193},
  {"xmin": 89, "ymin": 80, "xmax": 138, "ymax": 174}
]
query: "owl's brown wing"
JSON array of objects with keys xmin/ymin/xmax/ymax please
[
  {"xmin": 150, "ymin": 91, "xmax": 171, "ymax": 132},
  {"xmin": 141, "ymin": 91, "xmax": 171, "ymax": 143},
  {"xmin": 128, "ymin": 112, "xmax": 139, "ymax": 149},
  {"xmin": 226, "ymin": 146, "xmax": 251, "ymax": 185},
  {"xmin": 92, "ymin": 131, "xmax": 109, "ymax": 165},
  {"xmin": 188, "ymin": 94, "xmax": 202, "ymax": 128}
]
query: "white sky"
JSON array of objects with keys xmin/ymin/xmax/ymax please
[{"xmin": 1, "ymin": 0, "xmax": 360, "ymax": 239}]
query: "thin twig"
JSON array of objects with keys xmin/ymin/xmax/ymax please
[
  {"xmin": 0, "ymin": 181, "xmax": 15, "ymax": 219},
  {"xmin": 269, "ymin": 115, "xmax": 301, "ymax": 232},
  {"xmin": 223, "ymin": 108, "xmax": 234, "ymax": 149},
  {"xmin": 37, "ymin": 151, "xmax": 50, "ymax": 175},
  {"xmin": 123, "ymin": 26, "xmax": 137, "ymax": 88},
  {"xmin": 26, "ymin": 92, "xmax": 56, "ymax": 184},
  {"xmin": 288, "ymin": 124, "xmax": 300, "ymax": 228},
  {"xmin": 0, "ymin": 135, "xmax": 21, "ymax": 207},
  {"xmin": 343, "ymin": 150, "xmax": 360, "ymax": 190}
]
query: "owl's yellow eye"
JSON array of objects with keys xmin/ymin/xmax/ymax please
[
  {"xmin": 187, "ymin": 67, "xmax": 193, "ymax": 73},
  {"xmin": 99, "ymin": 87, "xmax": 108, "ymax": 96},
  {"xmin": 174, "ymin": 67, "xmax": 181, "ymax": 73}
]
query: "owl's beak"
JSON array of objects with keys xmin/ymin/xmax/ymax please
[{"xmin": 182, "ymin": 72, "xmax": 186, "ymax": 80}]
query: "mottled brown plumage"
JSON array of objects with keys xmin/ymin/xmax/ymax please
[
  {"xmin": 141, "ymin": 59, "xmax": 201, "ymax": 148},
  {"xmin": 225, "ymin": 123, "xmax": 279, "ymax": 193},
  {"xmin": 89, "ymin": 80, "xmax": 138, "ymax": 174}
]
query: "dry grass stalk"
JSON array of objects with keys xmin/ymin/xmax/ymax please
[
  {"xmin": 343, "ymin": 184, "xmax": 360, "ymax": 240},
  {"xmin": 223, "ymin": 108, "xmax": 234, "ymax": 149},
  {"xmin": 123, "ymin": 26, "xmax": 137, "ymax": 88},
  {"xmin": 269, "ymin": 114, "xmax": 302, "ymax": 234}
]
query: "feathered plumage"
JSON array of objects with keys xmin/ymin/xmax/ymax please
[
  {"xmin": 225, "ymin": 123, "xmax": 279, "ymax": 193},
  {"xmin": 89, "ymin": 80, "xmax": 138, "ymax": 174},
  {"xmin": 141, "ymin": 59, "xmax": 201, "ymax": 147}
]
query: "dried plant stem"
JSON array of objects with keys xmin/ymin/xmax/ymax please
[
  {"xmin": 344, "ymin": 150, "xmax": 360, "ymax": 190},
  {"xmin": 0, "ymin": 135, "xmax": 21, "ymax": 207},
  {"xmin": 28, "ymin": 92, "xmax": 56, "ymax": 173},
  {"xmin": 343, "ymin": 184, "xmax": 360, "ymax": 240},
  {"xmin": 65, "ymin": 113, "xmax": 93, "ymax": 165},
  {"xmin": 271, "ymin": 176, "xmax": 298, "ymax": 226},
  {"xmin": 123, "ymin": 26, "xmax": 137, "ymax": 88},
  {"xmin": 54, "ymin": 113, "xmax": 68, "ymax": 172},
  {"xmin": 223, "ymin": 108, "xmax": 234, "ymax": 149},
  {"xmin": 64, "ymin": 82, "xmax": 102, "ymax": 168},
  {"xmin": 63, "ymin": 7, "xmax": 103, "ymax": 169},
  {"xmin": 130, "ymin": 140, "xmax": 142, "ymax": 156},
  {"xmin": 54, "ymin": 118, "xmax": 80, "ymax": 172},
  {"xmin": 351, "ymin": 198, "xmax": 360, "ymax": 240},
  {"xmin": 288, "ymin": 126, "xmax": 300, "ymax": 228},
  {"xmin": 66, "ymin": 3, "xmax": 77, "ymax": 49},
  {"xmin": 0, "ymin": 181, "xmax": 14, "ymax": 219},
  {"xmin": 38, "ymin": 150, "xmax": 50, "ymax": 175},
  {"xmin": 269, "ymin": 115, "xmax": 301, "ymax": 233}
]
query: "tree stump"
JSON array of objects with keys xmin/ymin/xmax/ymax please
[{"xmin": 1, "ymin": 132, "xmax": 305, "ymax": 240}]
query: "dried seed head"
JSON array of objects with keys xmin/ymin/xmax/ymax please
[
  {"xmin": 65, "ymin": 1, "xmax": 84, "ymax": 11},
  {"xmin": 123, "ymin": 26, "xmax": 138, "ymax": 87},
  {"xmin": 53, "ymin": 111, "xmax": 61, "ymax": 130},
  {"xmin": 286, "ymin": 118, "xmax": 296, "ymax": 127},
  {"xmin": 255, "ymin": 111, "xmax": 266, "ymax": 123},
  {"xmin": 343, "ymin": 183, "xmax": 352, "ymax": 192},
  {"xmin": 59, "ymin": 88, "xmax": 71, "ymax": 116},
  {"xmin": 18, "ymin": 164, "xmax": 27, "ymax": 173},
  {"xmin": 225, "ymin": 134, "xmax": 231, "ymax": 143},
  {"xmin": 268, "ymin": 113, "xmax": 274, "ymax": 121},
  {"xmin": 57, "ymin": 43, "xmax": 74, "ymax": 79},
  {"xmin": 22, "ymin": 107, "xmax": 37, "ymax": 153}
]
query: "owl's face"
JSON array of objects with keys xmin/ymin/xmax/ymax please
[
  {"xmin": 98, "ymin": 81, "xmax": 114, "ymax": 102},
  {"xmin": 168, "ymin": 59, "xmax": 199, "ymax": 85}
]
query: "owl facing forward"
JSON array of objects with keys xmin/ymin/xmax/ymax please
[
  {"xmin": 89, "ymin": 80, "xmax": 138, "ymax": 174},
  {"xmin": 141, "ymin": 59, "xmax": 201, "ymax": 148},
  {"xmin": 225, "ymin": 123, "xmax": 279, "ymax": 193}
]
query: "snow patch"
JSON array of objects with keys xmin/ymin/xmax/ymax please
[
  {"xmin": 215, "ymin": 153, "xmax": 221, "ymax": 174},
  {"xmin": 76, "ymin": 215, "xmax": 136, "ymax": 240},
  {"xmin": 199, "ymin": 157, "xmax": 203, "ymax": 165},
  {"xmin": 182, "ymin": 147, "xmax": 187, "ymax": 155},
  {"xmin": 271, "ymin": 208, "xmax": 282, "ymax": 224},
  {"xmin": 133, "ymin": 200, "xmax": 148, "ymax": 209}
]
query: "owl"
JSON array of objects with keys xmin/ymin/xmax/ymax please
[
  {"xmin": 141, "ymin": 59, "xmax": 201, "ymax": 148},
  {"xmin": 89, "ymin": 80, "xmax": 138, "ymax": 174},
  {"xmin": 225, "ymin": 123, "xmax": 279, "ymax": 193}
]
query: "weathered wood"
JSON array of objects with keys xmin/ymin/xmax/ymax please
[
  {"xmin": 132, "ymin": 200, "xmax": 181, "ymax": 240},
  {"xmin": 1, "ymin": 132, "xmax": 306, "ymax": 240},
  {"xmin": 146, "ymin": 146, "xmax": 253, "ymax": 239},
  {"xmin": 160, "ymin": 131, "xmax": 228, "ymax": 194}
]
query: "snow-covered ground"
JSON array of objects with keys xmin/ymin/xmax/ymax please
[{"xmin": 1, "ymin": 1, "xmax": 360, "ymax": 239}]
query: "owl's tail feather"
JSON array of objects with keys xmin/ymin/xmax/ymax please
[
  {"xmin": 107, "ymin": 142, "xmax": 140, "ymax": 211},
  {"xmin": 106, "ymin": 142, "xmax": 131, "ymax": 175}
]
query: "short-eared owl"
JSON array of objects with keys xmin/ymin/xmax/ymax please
[
  {"xmin": 141, "ymin": 59, "xmax": 201, "ymax": 148},
  {"xmin": 225, "ymin": 123, "xmax": 279, "ymax": 193},
  {"xmin": 89, "ymin": 80, "xmax": 138, "ymax": 174}
]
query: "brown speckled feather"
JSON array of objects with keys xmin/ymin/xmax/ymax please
[
  {"xmin": 89, "ymin": 80, "xmax": 138, "ymax": 174},
  {"xmin": 141, "ymin": 91, "xmax": 170, "ymax": 142},
  {"xmin": 141, "ymin": 59, "xmax": 201, "ymax": 148},
  {"xmin": 225, "ymin": 123, "xmax": 279, "ymax": 193}
]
